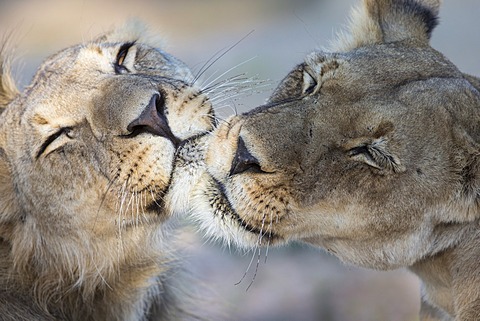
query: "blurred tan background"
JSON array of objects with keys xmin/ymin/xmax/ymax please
[{"xmin": 1, "ymin": 0, "xmax": 479, "ymax": 320}]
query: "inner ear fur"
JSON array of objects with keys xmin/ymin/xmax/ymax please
[{"xmin": 332, "ymin": 0, "xmax": 440, "ymax": 52}]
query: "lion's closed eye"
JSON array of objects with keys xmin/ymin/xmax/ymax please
[
  {"xmin": 114, "ymin": 42, "xmax": 136, "ymax": 74},
  {"xmin": 36, "ymin": 127, "xmax": 75, "ymax": 158}
]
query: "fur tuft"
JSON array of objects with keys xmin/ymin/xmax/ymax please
[
  {"xmin": 97, "ymin": 19, "xmax": 168, "ymax": 49},
  {"xmin": 330, "ymin": 0, "xmax": 441, "ymax": 52},
  {"xmin": 0, "ymin": 33, "xmax": 19, "ymax": 111}
]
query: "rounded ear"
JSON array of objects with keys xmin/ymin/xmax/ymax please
[
  {"xmin": 463, "ymin": 73, "xmax": 480, "ymax": 93},
  {"xmin": 332, "ymin": 0, "xmax": 440, "ymax": 51},
  {"xmin": 93, "ymin": 19, "xmax": 166, "ymax": 49},
  {"xmin": 0, "ymin": 32, "xmax": 19, "ymax": 113}
]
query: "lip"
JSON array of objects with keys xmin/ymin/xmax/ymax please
[{"xmin": 209, "ymin": 175, "xmax": 282, "ymax": 243}]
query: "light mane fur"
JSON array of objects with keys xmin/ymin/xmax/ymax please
[{"xmin": 0, "ymin": 21, "xmax": 214, "ymax": 320}]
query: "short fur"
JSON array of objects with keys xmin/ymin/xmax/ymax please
[
  {"xmin": 167, "ymin": 1, "xmax": 480, "ymax": 320},
  {"xmin": 0, "ymin": 22, "xmax": 213, "ymax": 320}
]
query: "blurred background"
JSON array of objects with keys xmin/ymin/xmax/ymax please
[{"xmin": 1, "ymin": 0, "xmax": 479, "ymax": 320}]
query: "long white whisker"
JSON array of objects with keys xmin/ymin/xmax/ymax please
[
  {"xmin": 245, "ymin": 212, "xmax": 268, "ymax": 291},
  {"xmin": 200, "ymin": 56, "xmax": 257, "ymax": 91},
  {"xmin": 202, "ymin": 73, "xmax": 264, "ymax": 94},
  {"xmin": 196, "ymin": 69, "xmax": 221, "ymax": 90},
  {"xmin": 266, "ymin": 211, "xmax": 274, "ymax": 264},
  {"xmin": 193, "ymin": 30, "xmax": 255, "ymax": 85},
  {"xmin": 208, "ymin": 80, "xmax": 272, "ymax": 102},
  {"xmin": 235, "ymin": 246, "xmax": 258, "ymax": 287}
]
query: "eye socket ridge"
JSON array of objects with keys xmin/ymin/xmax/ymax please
[
  {"xmin": 36, "ymin": 127, "xmax": 74, "ymax": 159},
  {"xmin": 114, "ymin": 41, "xmax": 136, "ymax": 74}
]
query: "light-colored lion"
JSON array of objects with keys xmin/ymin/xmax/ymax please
[
  {"xmin": 0, "ymin": 22, "xmax": 213, "ymax": 320},
  {"xmin": 167, "ymin": 0, "xmax": 480, "ymax": 320}
]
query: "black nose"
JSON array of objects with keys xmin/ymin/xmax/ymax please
[
  {"xmin": 127, "ymin": 93, "xmax": 181, "ymax": 147},
  {"xmin": 229, "ymin": 137, "xmax": 263, "ymax": 176}
]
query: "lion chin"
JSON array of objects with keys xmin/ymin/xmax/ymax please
[
  {"xmin": 0, "ymin": 21, "xmax": 214, "ymax": 321},
  {"xmin": 170, "ymin": 0, "xmax": 480, "ymax": 320}
]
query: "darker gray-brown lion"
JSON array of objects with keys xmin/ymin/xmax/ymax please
[
  {"xmin": 168, "ymin": 0, "xmax": 480, "ymax": 320},
  {"xmin": 0, "ymin": 22, "xmax": 213, "ymax": 320}
]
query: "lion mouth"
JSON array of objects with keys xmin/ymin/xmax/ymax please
[
  {"xmin": 111, "ymin": 186, "xmax": 169, "ymax": 228},
  {"xmin": 117, "ymin": 207, "xmax": 166, "ymax": 228},
  {"xmin": 208, "ymin": 176, "xmax": 281, "ymax": 242},
  {"xmin": 146, "ymin": 196, "xmax": 167, "ymax": 217}
]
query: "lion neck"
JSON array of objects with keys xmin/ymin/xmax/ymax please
[
  {"xmin": 0, "ymin": 234, "xmax": 175, "ymax": 321},
  {"xmin": 409, "ymin": 219, "xmax": 480, "ymax": 317}
]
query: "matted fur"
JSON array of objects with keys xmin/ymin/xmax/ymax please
[
  {"xmin": 167, "ymin": 0, "xmax": 480, "ymax": 320},
  {"xmin": 0, "ymin": 22, "xmax": 213, "ymax": 320}
]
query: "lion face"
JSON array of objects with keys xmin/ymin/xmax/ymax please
[
  {"xmin": 0, "ymin": 24, "xmax": 213, "ymax": 293},
  {"xmin": 169, "ymin": 0, "xmax": 480, "ymax": 271}
]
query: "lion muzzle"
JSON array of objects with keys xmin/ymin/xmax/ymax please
[{"xmin": 126, "ymin": 93, "xmax": 181, "ymax": 147}]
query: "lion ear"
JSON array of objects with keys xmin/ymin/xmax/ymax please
[
  {"xmin": 94, "ymin": 19, "xmax": 166, "ymax": 49},
  {"xmin": 332, "ymin": 0, "xmax": 440, "ymax": 51},
  {"xmin": 0, "ymin": 36, "xmax": 19, "ymax": 113}
]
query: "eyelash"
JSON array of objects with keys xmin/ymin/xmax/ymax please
[
  {"xmin": 114, "ymin": 42, "xmax": 135, "ymax": 74},
  {"xmin": 36, "ymin": 127, "xmax": 73, "ymax": 159}
]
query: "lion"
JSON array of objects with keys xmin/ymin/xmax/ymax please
[
  {"xmin": 166, "ymin": 0, "xmax": 480, "ymax": 320},
  {"xmin": 0, "ymin": 22, "xmax": 214, "ymax": 320}
]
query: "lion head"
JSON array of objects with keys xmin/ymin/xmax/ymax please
[
  {"xmin": 168, "ymin": 0, "xmax": 480, "ymax": 319},
  {"xmin": 0, "ymin": 23, "xmax": 213, "ymax": 320}
]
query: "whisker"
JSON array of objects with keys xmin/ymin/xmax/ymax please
[
  {"xmin": 209, "ymin": 88, "xmax": 260, "ymax": 105},
  {"xmin": 140, "ymin": 189, "xmax": 146, "ymax": 223},
  {"xmin": 92, "ymin": 169, "xmax": 120, "ymax": 232},
  {"xmin": 200, "ymin": 56, "xmax": 257, "ymax": 91},
  {"xmin": 201, "ymin": 74, "xmax": 260, "ymax": 94},
  {"xmin": 192, "ymin": 47, "xmax": 229, "ymax": 85},
  {"xmin": 116, "ymin": 180, "xmax": 129, "ymax": 275},
  {"xmin": 203, "ymin": 79, "xmax": 255, "ymax": 97},
  {"xmin": 265, "ymin": 210, "xmax": 274, "ymax": 263},
  {"xmin": 245, "ymin": 247, "xmax": 262, "ymax": 292},
  {"xmin": 135, "ymin": 187, "xmax": 140, "ymax": 227},
  {"xmin": 192, "ymin": 30, "xmax": 255, "ymax": 85},
  {"xmin": 246, "ymin": 212, "xmax": 268, "ymax": 288},
  {"xmin": 118, "ymin": 179, "xmax": 129, "ymax": 231},
  {"xmin": 207, "ymin": 80, "xmax": 272, "ymax": 104},
  {"xmin": 238, "ymin": 211, "xmax": 269, "ymax": 290},
  {"xmin": 150, "ymin": 188, "xmax": 163, "ymax": 208},
  {"xmin": 92, "ymin": 260, "xmax": 112, "ymax": 291},
  {"xmin": 235, "ymin": 246, "xmax": 258, "ymax": 287},
  {"xmin": 196, "ymin": 69, "xmax": 221, "ymax": 91}
]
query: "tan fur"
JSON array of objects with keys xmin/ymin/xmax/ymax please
[
  {"xmin": 0, "ymin": 22, "xmax": 213, "ymax": 320},
  {"xmin": 0, "ymin": 33, "xmax": 19, "ymax": 110},
  {"xmin": 168, "ymin": 1, "xmax": 480, "ymax": 320}
]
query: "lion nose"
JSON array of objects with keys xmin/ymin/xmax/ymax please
[
  {"xmin": 127, "ymin": 93, "xmax": 180, "ymax": 147},
  {"xmin": 229, "ymin": 137, "xmax": 263, "ymax": 176}
]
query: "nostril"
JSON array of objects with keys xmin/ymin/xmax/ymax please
[
  {"xmin": 229, "ymin": 137, "xmax": 263, "ymax": 176},
  {"xmin": 126, "ymin": 93, "xmax": 180, "ymax": 147}
]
